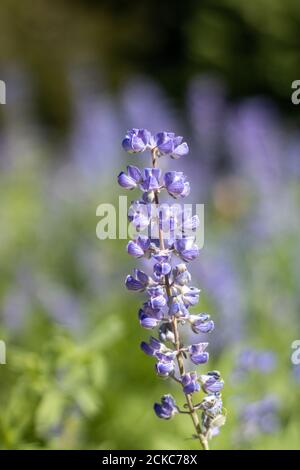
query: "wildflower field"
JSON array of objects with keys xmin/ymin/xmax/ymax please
[{"xmin": 0, "ymin": 0, "xmax": 299, "ymax": 451}]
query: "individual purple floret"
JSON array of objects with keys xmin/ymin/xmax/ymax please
[
  {"xmin": 153, "ymin": 261, "xmax": 172, "ymax": 277},
  {"xmin": 155, "ymin": 352, "xmax": 176, "ymax": 377},
  {"xmin": 118, "ymin": 165, "xmax": 142, "ymax": 189},
  {"xmin": 154, "ymin": 395, "xmax": 179, "ymax": 419},
  {"xmin": 189, "ymin": 313, "xmax": 215, "ymax": 334},
  {"xmin": 119, "ymin": 128, "xmax": 225, "ymax": 450},
  {"xmin": 155, "ymin": 132, "xmax": 189, "ymax": 159},
  {"xmin": 127, "ymin": 236, "xmax": 150, "ymax": 258},
  {"xmin": 189, "ymin": 343, "xmax": 210, "ymax": 365},
  {"xmin": 138, "ymin": 301, "xmax": 163, "ymax": 329},
  {"xmin": 181, "ymin": 372, "xmax": 201, "ymax": 394},
  {"xmin": 122, "ymin": 128, "xmax": 152, "ymax": 153},
  {"xmin": 127, "ymin": 201, "xmax": 150, "ymax": 231},
  {"xmin": 125, "ymin": 269, "xmax": 151, "ymax": 291},
  {"xmin": 164, "ymin": 171, "xmax": 190, "ymax": 198},
  {"xmin": 140, "ymin": 336, "xmax": 164, "ymax": 356},
  {"xmin": 200, "ymin": 372, "xmax": 224, "ymax": 394},
  {"xmin": 174, "ymin": 236, "xmax": 200, "ymax": 262},
  {"xmin": 140, "ymin": 168, "xmax": 161, "ymax": 191},
  {"xmin": 199, "ymin": 395, "xmax": 223, "ymax": 418}
]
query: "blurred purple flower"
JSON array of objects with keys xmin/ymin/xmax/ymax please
[{"xmin": 238, "ymin": 395, "xmax": 280, "ymax": 441}]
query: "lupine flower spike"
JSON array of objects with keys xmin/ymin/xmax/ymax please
[{"xmin": 118, "ymin": 128, "xmax": 226, "ymax": 450}]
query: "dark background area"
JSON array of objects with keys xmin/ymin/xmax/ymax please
[{"xmin": 1, "ymin": 0, "xmax": 300, "ymax": 133}]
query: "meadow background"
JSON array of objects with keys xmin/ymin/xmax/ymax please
[{"xmin": 0, "ymin": 0, "xmax": 300, "ymax": 450}]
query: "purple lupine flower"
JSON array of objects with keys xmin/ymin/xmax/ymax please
[
  {"xmin": 118, "ymin": 165, "xmax": 142, "ymax": 189},
  {"xmin": 156, "ymin": 351, "xmax": 176, "ymax": 362},
  {"xmin": 125, "ymin": 269, "xmax": 152, "ymax": 292},
  {"xmin": 198, "ymin": 394, "xmax": 225, "ymax": 440},
  {"xmin": 154, "ymin": 394, "xmax": 178, "ymax": 419},
  {"xmin": 128, "ymin": 201, "xmax": 150, "ymax": 231},
  {"xmin": 127, "ymin": 236, "xmax": 151, "ymax": 258},
  {"xmin": 135, "ymin": 269, "xmax": 152, "ymax": 285},
  {"xmin": 128, "ymin": 165, "xmax": 143, "ymax": 182},
  {"xmin": 155, "ymin": 132, "xmax": 189, "ymax": 159},
  {"xmin": 127, "ymin": 241, "xmax": 144, "ymax": 259},
  {"xmin": 181, "ymin": 372, "xmax": 201, "ymax": 394},
  {"xmin": 139, "ymin": 312, "xmax": 159, "ymax": 329},
  {"xmin": 138, "ymin": 302, "xmax": 163, "ymax": 329},
  {"xmin": 173, "ymin": 264, "xmax": 192, "ymax": 285},
  {"xmin": 125, "ymin": 275, "xmax": 145, "ymax": 292},
  {"xmin": 207, "ymin": 397, "xmax": 223, "ymax": 419},
  {"xmin": 174, "ymin": 237, "xmax": 200, "ymax": 262},
  {"xmin": 180, "ymin": 286, "xmax": 200, "ymax": 306},
  {"xmin": 190, "ymin": 352, "xmax": 209, "ymax": 365},
  {"xmin": 189, "ymin": 343, "xmax": 209, "ymax": 365},
  {"xmin": 189, "ymin": 313, "xmax": 215, "ymax": 334},
  {"xmin": 122, "ymin": 128, "xmax": 152, "ymax": 153},
  {"xmin": 149, "ymin": 293, "xmax": 167, "ymax": 309},
  {"xmin": 119, "ymin": 129, "xmax": 225, "ymax": 449},
  {"xmin": 155, "ymin": 361, "xmax": 174, "ymax": 377},
  {"xmin": 152, "ymin": 252, "xmax": 172, "ymax": 266},
  {"xmin": 200, "ymin": 372, "xmax": 224, "ymax": 394},
  {"xmin": 140, "ymin": 336, "xmax": 164, "ymax": 356},
  {"xmin": 118, "ymin": 172, "xmax": 137, "ymax": 189},
  {"xmin": 147, "ymin": 285, "xmax": 164, "ymax": 296},
  {"xmin": 140, "ymin": 168, "xmax": 161, "ymax": 191},
  {"xmin": 199, "ymin": 395, "xmax": 223, "ymax": 419},
  {"xmin": 155, "ymin": 352, "xmax": 175, "ymax": 377},
  {"xmin": 164, "ymin": 171, "xmax": 190, "ymax": 198},
  {"xmin": 147, "ymin": 285, "xmax": 166, "ymax": 309},
  {"xmin": 153, "ymin": 261, "xmax": 172, "ymax": 277},
  {"xmin": 169, "ymin": 297, "xmax": 189, "ymax": 319}
]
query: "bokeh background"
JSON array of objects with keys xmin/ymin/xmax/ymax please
[{"xmin": 0, "ymin": 0, "xmax": 300, "ymax": 450}]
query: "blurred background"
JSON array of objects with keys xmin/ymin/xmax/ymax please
[{"xmin": 0, "ymin": 0, "xmax": 300, "ymax": 450}]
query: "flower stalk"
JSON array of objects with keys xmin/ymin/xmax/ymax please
[
  {"xmin": 152, "ymin": 147, "xmax": 209, "ymax": 450},
  {"xmin": 119, "ymin": 128, "xmax": 225, "ymax": 450}
]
